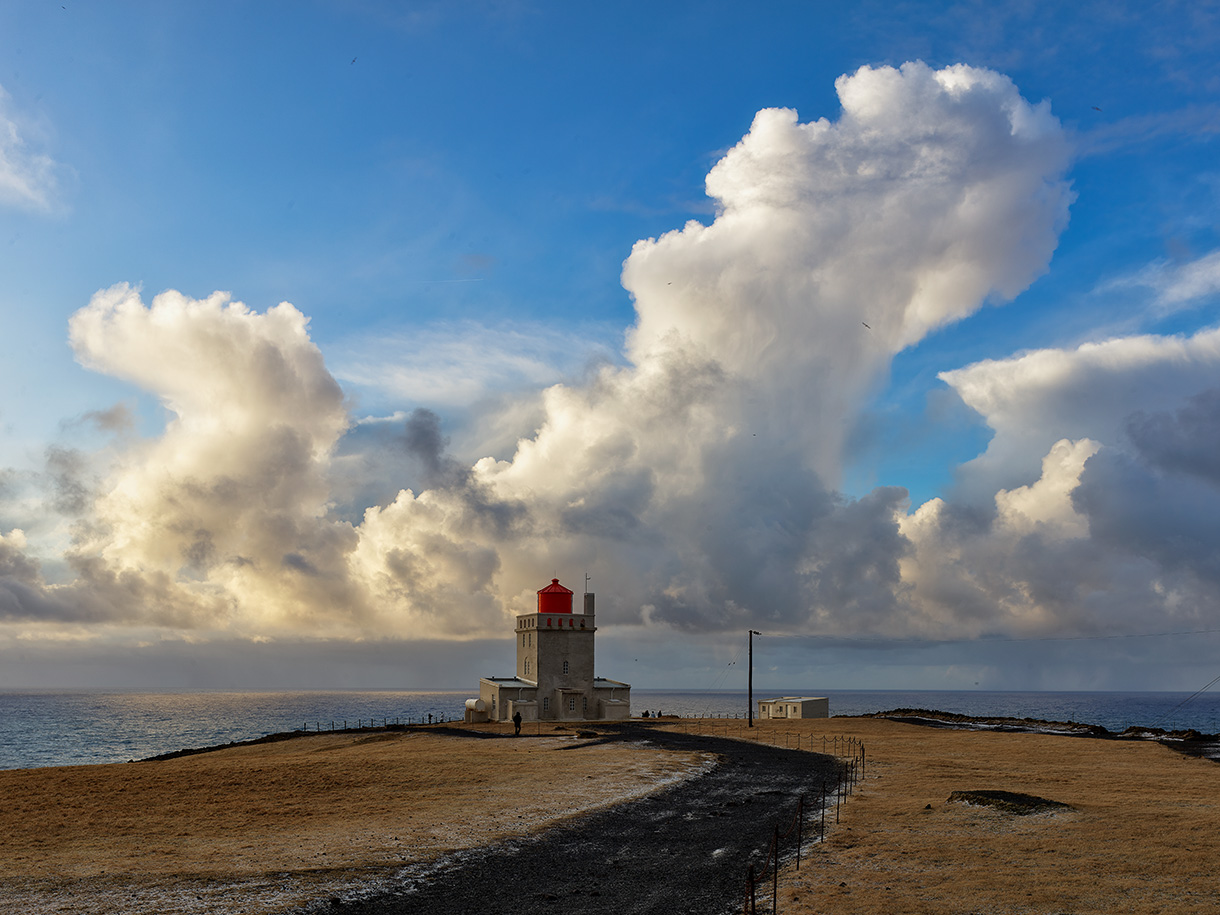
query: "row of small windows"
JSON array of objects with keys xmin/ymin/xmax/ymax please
[
  {"xmin": 519, "ymin": 617, "xmax": 586, "ymax": 629},
  {"xmin": 489, "ymin": 697, "xmax": 588, "ymax": 717},
  {"xmin": 523, "ymin": 659, "xmax": 571, "ymax": 676},
  {"xmin": 537, "ymin": 696, "xmax": 588, "ymax": 712}
]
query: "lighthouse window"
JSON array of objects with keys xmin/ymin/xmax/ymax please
[
  {"xmin": 543, "ymin": 697, "xmax": 550, "ymax": 711},
  {"xmin": 562, "ymin": 661, "xmax": 569, "ymax": 674},
  {"xmin": 524, "ymin": 660, "xmax": 530, "ymax": 676},
  {"xmin": 569, "ymin": 697, "xmax": 576, "ymax": 712},
  {"xmin": 582, "ymin": 696, "xmax": 588, "ymax": 712}
]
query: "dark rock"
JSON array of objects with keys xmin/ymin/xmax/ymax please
[{"xmin": 947, "ymin": 790, "xmax": 1072, "ymax": 815}]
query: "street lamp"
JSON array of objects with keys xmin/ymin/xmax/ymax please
[{"xmin": 747, "ymin": 629, "xmax": 761, "ymax": 727}]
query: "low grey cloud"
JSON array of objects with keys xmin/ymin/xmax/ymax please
[
  {"xmin": 44, "ymin": 446, "xmax": 92, "ymax": 517},
  {"xmin": 1125, "ymin": 387, "xmax": 1220, "ymax": 486}
]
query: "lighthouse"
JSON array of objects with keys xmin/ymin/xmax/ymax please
[{"xmin": 469, "ymin": 578, "xmax": 631, "ymax": 722}]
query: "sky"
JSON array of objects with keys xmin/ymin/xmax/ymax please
[{"xmin": 2, "ymin": 1, "xmax": 1220, "ymax": 694}]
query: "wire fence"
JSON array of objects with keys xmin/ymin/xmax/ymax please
[
  {"xmin": 739, "ymin": 740, "xmax": 863, "ymax": 915},
  {"xmin": 664, "ymin": 720, "xmax": 864, "ymax": 915},
  {"xmin": 674, "ymin": 717, "xmax": 865, "ymax": 756},
  {"xmin": 288, "ymin": 714, "xmax": 862, "ymax": 913},
  {"xmin": 296, "ymin": 713, "xmax": 456, "ymax": 731}
]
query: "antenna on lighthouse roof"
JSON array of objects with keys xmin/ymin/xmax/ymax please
[{"xmin": 584, "ymin": 572, "xmax": 591, "ymax": 595}]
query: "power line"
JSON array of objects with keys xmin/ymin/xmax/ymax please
[
  {"xmin": 1150, "ymin": 672, "xmax": 1220, "ymax": 730},
  {"xmin": 706, "ymin": 646, "xmax": 743, "ymax": 692},
  {"xmin": 779, "ymin": 627, "xmax": 1220, "ymax": 647}
]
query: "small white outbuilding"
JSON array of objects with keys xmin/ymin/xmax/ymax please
[{"xmin": 757, "ymin": 696, "xmax": 829, "ymax": 719}]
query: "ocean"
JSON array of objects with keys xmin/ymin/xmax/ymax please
[{"xmin": 2, "ymin": 687, "xmax": 1218, "ymax": 771}]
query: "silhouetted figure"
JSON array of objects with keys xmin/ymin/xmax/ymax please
[
  {"xmin": 513, "ymin": 710, "xmax": 522, "ymax": 736},
  {"xmin": 428, "ymin": 713, "xmax": 433, "ymax": 725}
]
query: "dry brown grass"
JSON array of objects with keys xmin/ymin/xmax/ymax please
[
  {"xmin": 7, "ymin": 717, "xmax": 1217, "ymax": 915},
  {"xmin": 662, "ymin": 717, "xmax": 1220, "ymax": 915},
  {"xmin": 0, "ymin": 725, "xmax": 710, "ymax": 914}
]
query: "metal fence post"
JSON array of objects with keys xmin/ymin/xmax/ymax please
[
  {"xmin": 820, "ymin": 782, "xmax": 826, "ymax": 841},
  {"xmin": 796, "ymin": 795, "xmax": 803, "ymax": 871},
  {"xmin": 772, "ymin": 824, "xmax": 779, "ymax": 913},
  {"xmin": 836, "ymin": 764, "xmax": 843, "ymax": 824}
]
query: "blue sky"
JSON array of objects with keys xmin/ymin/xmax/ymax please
[{"xmin": 2, "ymin": 1, "xmax": 1220, "ymax": 693}]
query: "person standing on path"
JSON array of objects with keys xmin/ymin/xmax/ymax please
[{"xmin": 512, "ymin": 711, "xmax": 522, "ymax": 736}]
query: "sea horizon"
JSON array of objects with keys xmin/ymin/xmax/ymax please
[{"xmin": 3, "ymin": 686, "xmax": 1220, "ymax": 772}]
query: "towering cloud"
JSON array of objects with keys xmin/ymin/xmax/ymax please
[
  {"xmin": 19, "ymin": 61, "xmax": 1219, "ymax": 657},
  {"xmin": 63, "ymin": 285, "xmax": 362, "ymax": 633},
  {"xmin": 411, "ymin": 60, "xmax": 1074, "ymax": 632}
]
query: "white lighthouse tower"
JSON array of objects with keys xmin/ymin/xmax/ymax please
[{"xmin": 471, "ymin": 578, "xmax": 631, "ymax": 722}]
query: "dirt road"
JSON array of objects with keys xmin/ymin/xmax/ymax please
[{"xmin": 326, "ymin": 724, "xmax": 840, "ymax": 915}]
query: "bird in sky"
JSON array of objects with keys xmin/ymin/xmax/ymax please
[
  {"xmin": 862, "ymin": 321, "xmax": 871, "ymax": 329},
  {"xmin": 1092, "ymin": 106, "xmax": 1102, "ymax": 111}
]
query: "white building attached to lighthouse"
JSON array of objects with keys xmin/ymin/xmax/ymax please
[{"xmin": 468, "ymin": 578, "xmax": 631, "ymax": 722}]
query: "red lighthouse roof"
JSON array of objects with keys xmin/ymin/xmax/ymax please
[{"xmin": 537, "ymin": 578, "xmax": 574, "ymax": 613}]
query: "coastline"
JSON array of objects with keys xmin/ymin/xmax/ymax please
[
  {"xmin": 862, "ymin": 707, "xmax": 1220, "ymax": 759},
  {"xmin": 7, "ymin": 687, "xmax": 1220, "ymax": 771},
  {"xmin": 3, "ymin": 715, "xmax": 1218, "ymax": 914}
]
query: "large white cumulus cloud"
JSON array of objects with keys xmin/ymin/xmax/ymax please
[
  {"xmin": 623, "ymin": 61, "xmax": 1071, "ymax": 481},
  {"xmin": 2, "ymin": 61, "xmax": 1116, "ymax": 645},
  {"xmin": 904, "ymin": 327, "xmax": 1220, "ymax": 638},
  {"xmin": 396, "ymin": 59, "xmax": 1072, "ymax": 634},
  {"xmin": 60, "ymin": 285, "xmax": 364, "ymax": 633},
  {"xmin": 943, "ymin": 328, "xmax": 1220, "ymax": 499}
]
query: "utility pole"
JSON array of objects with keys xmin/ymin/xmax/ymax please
[{"xmin": 748, "ymin": 629, "xmax": 761, "ymax": 727}]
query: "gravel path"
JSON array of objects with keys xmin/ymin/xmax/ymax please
[{"xmin": 317, "ymin": 724, "xmax": 841, "ymax": 915}]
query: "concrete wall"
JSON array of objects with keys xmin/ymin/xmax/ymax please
[
  {"xmin": 481, "ymin": 679, "xmax": 539, "ymax": 721},
  {"xmin": 513, "ymin": 611, "xmax": 596, "ymax": 720},
  {"xmin": 598, "ymin": 698, "xmax": 631, "ymax": 720},
  {"xmin": 516, "ymin": 612, "xmax": 596, "ymax": 684},
  {"xmin": 508, "ymin": 699, "xmax": 538, "ymax": 721}
]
